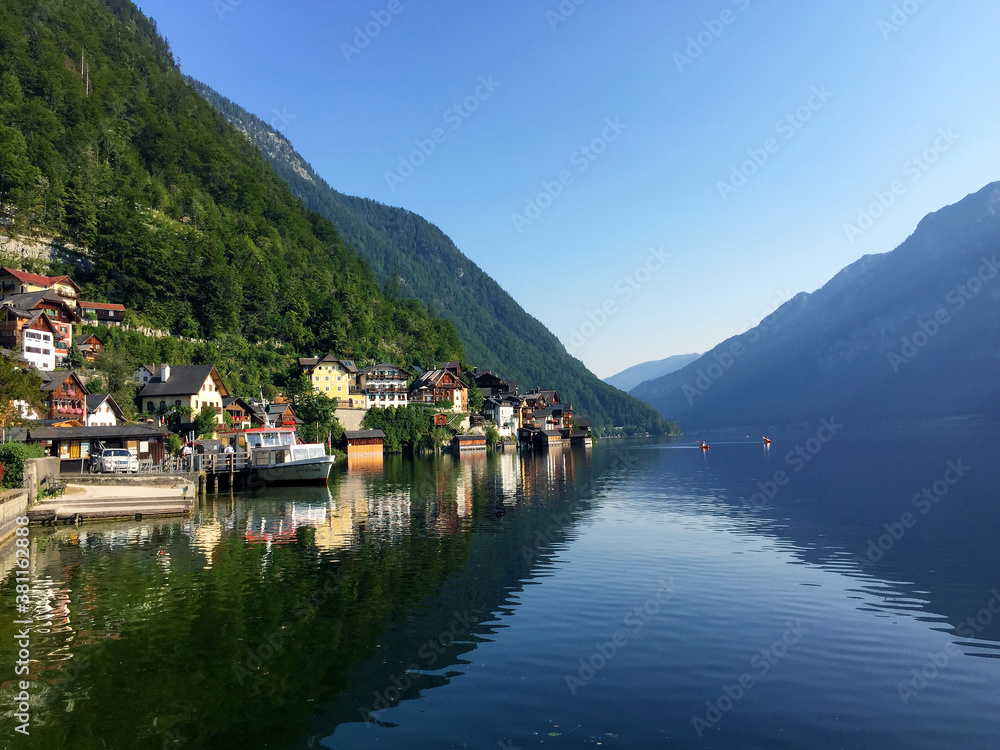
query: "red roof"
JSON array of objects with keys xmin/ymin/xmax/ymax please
[
  {"xmin": 79, "ymin": 300, "xmax": 126, "ymax": 311},
  {"xmin": 1, "ymin": 267, "xmax": 81, "ymax": 292}
]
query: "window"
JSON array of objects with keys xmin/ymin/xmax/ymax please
[{"xmin": 160, "ymin": 401, "xmax": 166, "ymax": 410}]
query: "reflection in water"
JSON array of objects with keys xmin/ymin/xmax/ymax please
[{"xmin": 2, "ymin": 433, "xmax": 999, "ymax": 749}]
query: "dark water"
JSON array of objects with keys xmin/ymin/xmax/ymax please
[{"xmin": 2, "ymin": 424, "xmax": 999, "ymax": 749}]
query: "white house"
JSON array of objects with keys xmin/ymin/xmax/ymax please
[
  {"xmin": 22, "ymin": 327, "xmax": 55, "ymax": 372},
  {"xmin": 484, "ymin": 395, "xmax": 520, "ymax": 437},
  {"xmin": 358, "ymin": 363, "xmax": 411, "ymax": 409},
  {"xmin": 133, "ymin": 364, "xmax": 158, "ymax": 386},
  {"xmin": 85, "ymin": 394, "xmax": 124, "ymax": 427}
]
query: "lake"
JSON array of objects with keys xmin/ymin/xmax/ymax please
[{"xmin": 2, "ymin": 422, "xmax": 999, "ymax": 748}]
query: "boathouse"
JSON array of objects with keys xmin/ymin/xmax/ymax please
[
  {"xmin": 533, "ymin": 430, "xmax": 564, "ymax": 449},
  {"xmin": 453, "ymin": 434, "xmax": 487, "ymax": 453},
  {"xmin": 343, "ymin": 429, "xmax": 386, "ymax": 457}
]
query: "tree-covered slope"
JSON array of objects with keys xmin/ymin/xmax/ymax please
[
  {"xmin": 0, "ymin": 0, "xmax": 463, "ymax": 371},
  {"xmin": 189, "ymin": 80, "xmax": 677, "ymax": 434}
]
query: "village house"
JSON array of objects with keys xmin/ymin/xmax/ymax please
[
  {"xmin": 222, "ymin": 396, "xmax": 255, "ymax": 429},
  {"xmin": 85, "ymin": 393, "xmax": 125, "ymax": 427},
  {"xmin": 409, "ymin": 368, "xmax": 468, "ymax": 412},
  {"xmin": 78, "ymin": 300, "xmax": 127, "ymax": 327},
  {"xmin": 0, "ymin": 290, "xmax": 80, "ymax": 361},
  {"xmin": 474, "ymin": 369, "xmax": 517, "ymax": 398},
  {"xmin": 39, "ymin": 370, "xmax": 88, "ymax": 421},
  {"xmin": 250, "ymin": 400, "xmax": 301, "ymax": 428},
  {"xmin": 357, "ymin": 363, "xmax": 411, "ymax": 409},
  {"xmin": 0, "ymin": 307, "xmax": 59, "ymax": 371},
  {"xmin": 299, "ymin": 355, "xmax": 358, "ymax": 403},
  {"xmin": 483, "ymin": 393, "xmax": 521, "ymax": 437},
  {"xmin": 74, "ymin": 332, "xmax": 105, "ymax": 362},
  {"xmin": 133, "ymin": 364, "xmax": 159, "ymax": 386},
  {"xmin": 136, "ymin": 364, "xmax": 229, "ymax": 425},
  {"xmin": 0, "ymin": 267, "xmax": 82, "ymax": 308}
]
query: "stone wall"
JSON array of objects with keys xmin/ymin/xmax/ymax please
[
  {"xmin": 338, "ymin": 408, "xmax": 367, "ymax": 432},
  {"xmin": 0, "ymin": 489, "xmax": 27, "ymax": 545},
  {"xmin": 23, "ymin": 457, "xmax": 62, "ymax": 504},
  {"xmin": 68, "ymin": 474, "xmax": 199, "ymax": 487}
]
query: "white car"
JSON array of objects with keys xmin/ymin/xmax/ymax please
[{"xmin": 95, "ymin": 449, "xmax": 139, "ymax": 474}]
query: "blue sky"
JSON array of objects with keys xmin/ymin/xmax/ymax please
[{"xmin": 136, "ymin": 0, "xmax": 1000, "ymax": 378}]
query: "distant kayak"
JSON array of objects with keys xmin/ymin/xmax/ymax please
[
  {"xmin": 699, "ymin": 441, "xmax": 710, "ymax": 450},
  {"xmin": 763, "ymin": 436, "xmax": 773, "ymax": 445}
]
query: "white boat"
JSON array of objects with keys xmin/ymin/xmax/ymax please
[{"xmin": 222, "ymin": 426, "xmax": 335, "ymax": 484}]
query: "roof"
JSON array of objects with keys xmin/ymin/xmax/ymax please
[
  {"xmin": 299, "ymin": 354, "xmax": 358, "ymax": 373},
  {"xmin": 344, "ymin": 429, "xmax": 386, "ymax": 440},
  {"xmin": 410, "ymin": 369, "xmax": 466, "ymax": 391},
  {"xmin": 78, "ymin": 300, "xmax": 126, "ymax": 311},
  {"xmin": 28, "ymin": 425, "xmax": 169, "ymax": 440},
  {"xmin": 85, "ymin": 393, "xmax": 109, "ymax": 410},
  {"xmin": 1, "ymin": 290, "xmax": 80, "ymax": 320},
  {"xmin": 361, "ymin": 362, "xmax": 411, "ymax": 376},
  {"xmin": 136, "ymin": 364, "xmax": 226, "ymax": 398},
  {"xmin": 75, "ymin": 332, "xmax": 101, "ymax": 346},
  {"xmin": 453, "ymin": 434, "xmax": 486, "ymax": 442},
  {"xmin": 1, "ymin": 268, "xmax": 82, "ymax": 293},
  {"xmin": 39, "ymin": 370, "xmax": 88, "ymax": 393}
]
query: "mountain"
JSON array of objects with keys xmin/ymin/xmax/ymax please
[
  {"xmin": 0, "ymin": 0, "xmax": 463, "ymax": 390},
  {"xmin": 603, "ymin": 353, "xmax": 701, "ymax": 393},
  {"xmin": 631, "ymin": 182, "xmax": 1000, "ymax": 429},
  {"xmin": 189, "ymin": 79, "xmax": 678, "ymax": 435}
]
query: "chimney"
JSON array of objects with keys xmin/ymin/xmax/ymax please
[{"xmin": 159, "ymin": 363, "xmax": 170, "ymax": 382}]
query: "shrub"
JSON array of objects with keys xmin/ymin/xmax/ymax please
[{"xmin": 0, "ymin": 442, "xmax": 46, "ymax": 488}]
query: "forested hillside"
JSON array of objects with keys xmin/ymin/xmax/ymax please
[
  {"xmin": 190, "ymin": 80, "xmax": 678, "ymax": 434},
  {"xmin": 0, "ymin": 0, "xmax": 463, "ymax": 380}
]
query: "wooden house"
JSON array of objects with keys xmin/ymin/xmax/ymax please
[
  {"xmin": 78, "ymin": 301, "xmax": 127, "ymax": 327},
  {"xmin": 74, "ymin": 332, "xmax": 105, "ymax": 362},
  {"xmin": 39, "ymin": 370, "xmax": 89, "ymax": 421},
  {"xmin": 29, "ymin": 424, "xmax": 169, "ymax": 472},
  {"xmin": 409, "ymin": 369, "xmax": 468, "ymax": 412}
]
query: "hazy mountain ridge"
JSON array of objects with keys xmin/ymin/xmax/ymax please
[
  {"xmin": 632, "ymin": 182, "xmax": 1000, "ymax": 429},
  {"xmin": 190, "ymin": 77, "xmax": 677, "ymax": 434},
  {"xmin": 603, "ymin": 353, "xmax": 701, "ymax": 393}
]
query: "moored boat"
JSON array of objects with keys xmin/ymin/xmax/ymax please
[{"xmin": 220, "ymin": 426, "xmax": 335, "ymax": 484}]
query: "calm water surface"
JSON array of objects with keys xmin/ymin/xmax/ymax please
[{"xmin": 2, "ymin": 424, "xmax": 999, "ymax": 749}]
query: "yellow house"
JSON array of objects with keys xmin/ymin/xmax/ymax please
[
  {"xmin": 136, "ymin": 364, "xmax": 230, "ymax": 426},
  {"xmin": 299, "ymin": 355, "xmax": 358, "ymax": 403}
]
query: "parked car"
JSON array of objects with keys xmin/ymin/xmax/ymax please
[{"xmin": 92, "ymin": 448, "xmax": 139, "ymax": 474}]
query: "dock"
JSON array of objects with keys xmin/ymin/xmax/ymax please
[{"xmin": 26, "ymin": 478, "xmax": 195, "ymax": 525}]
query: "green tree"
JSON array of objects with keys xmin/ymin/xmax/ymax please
[
  {"xmin": 0, "ymin": 355, "xmax": 44, "ymax": 436},
  {"xmin": 67, "ymin": 343, "xmax": 86, "ymax": 370},
  {"xmin": 484, "ymin": 424, "xmax": 500, "ymax": 447},
  {"xmin": 192, "ymin": 405, "xmax": 219, "ymax": 438}
]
